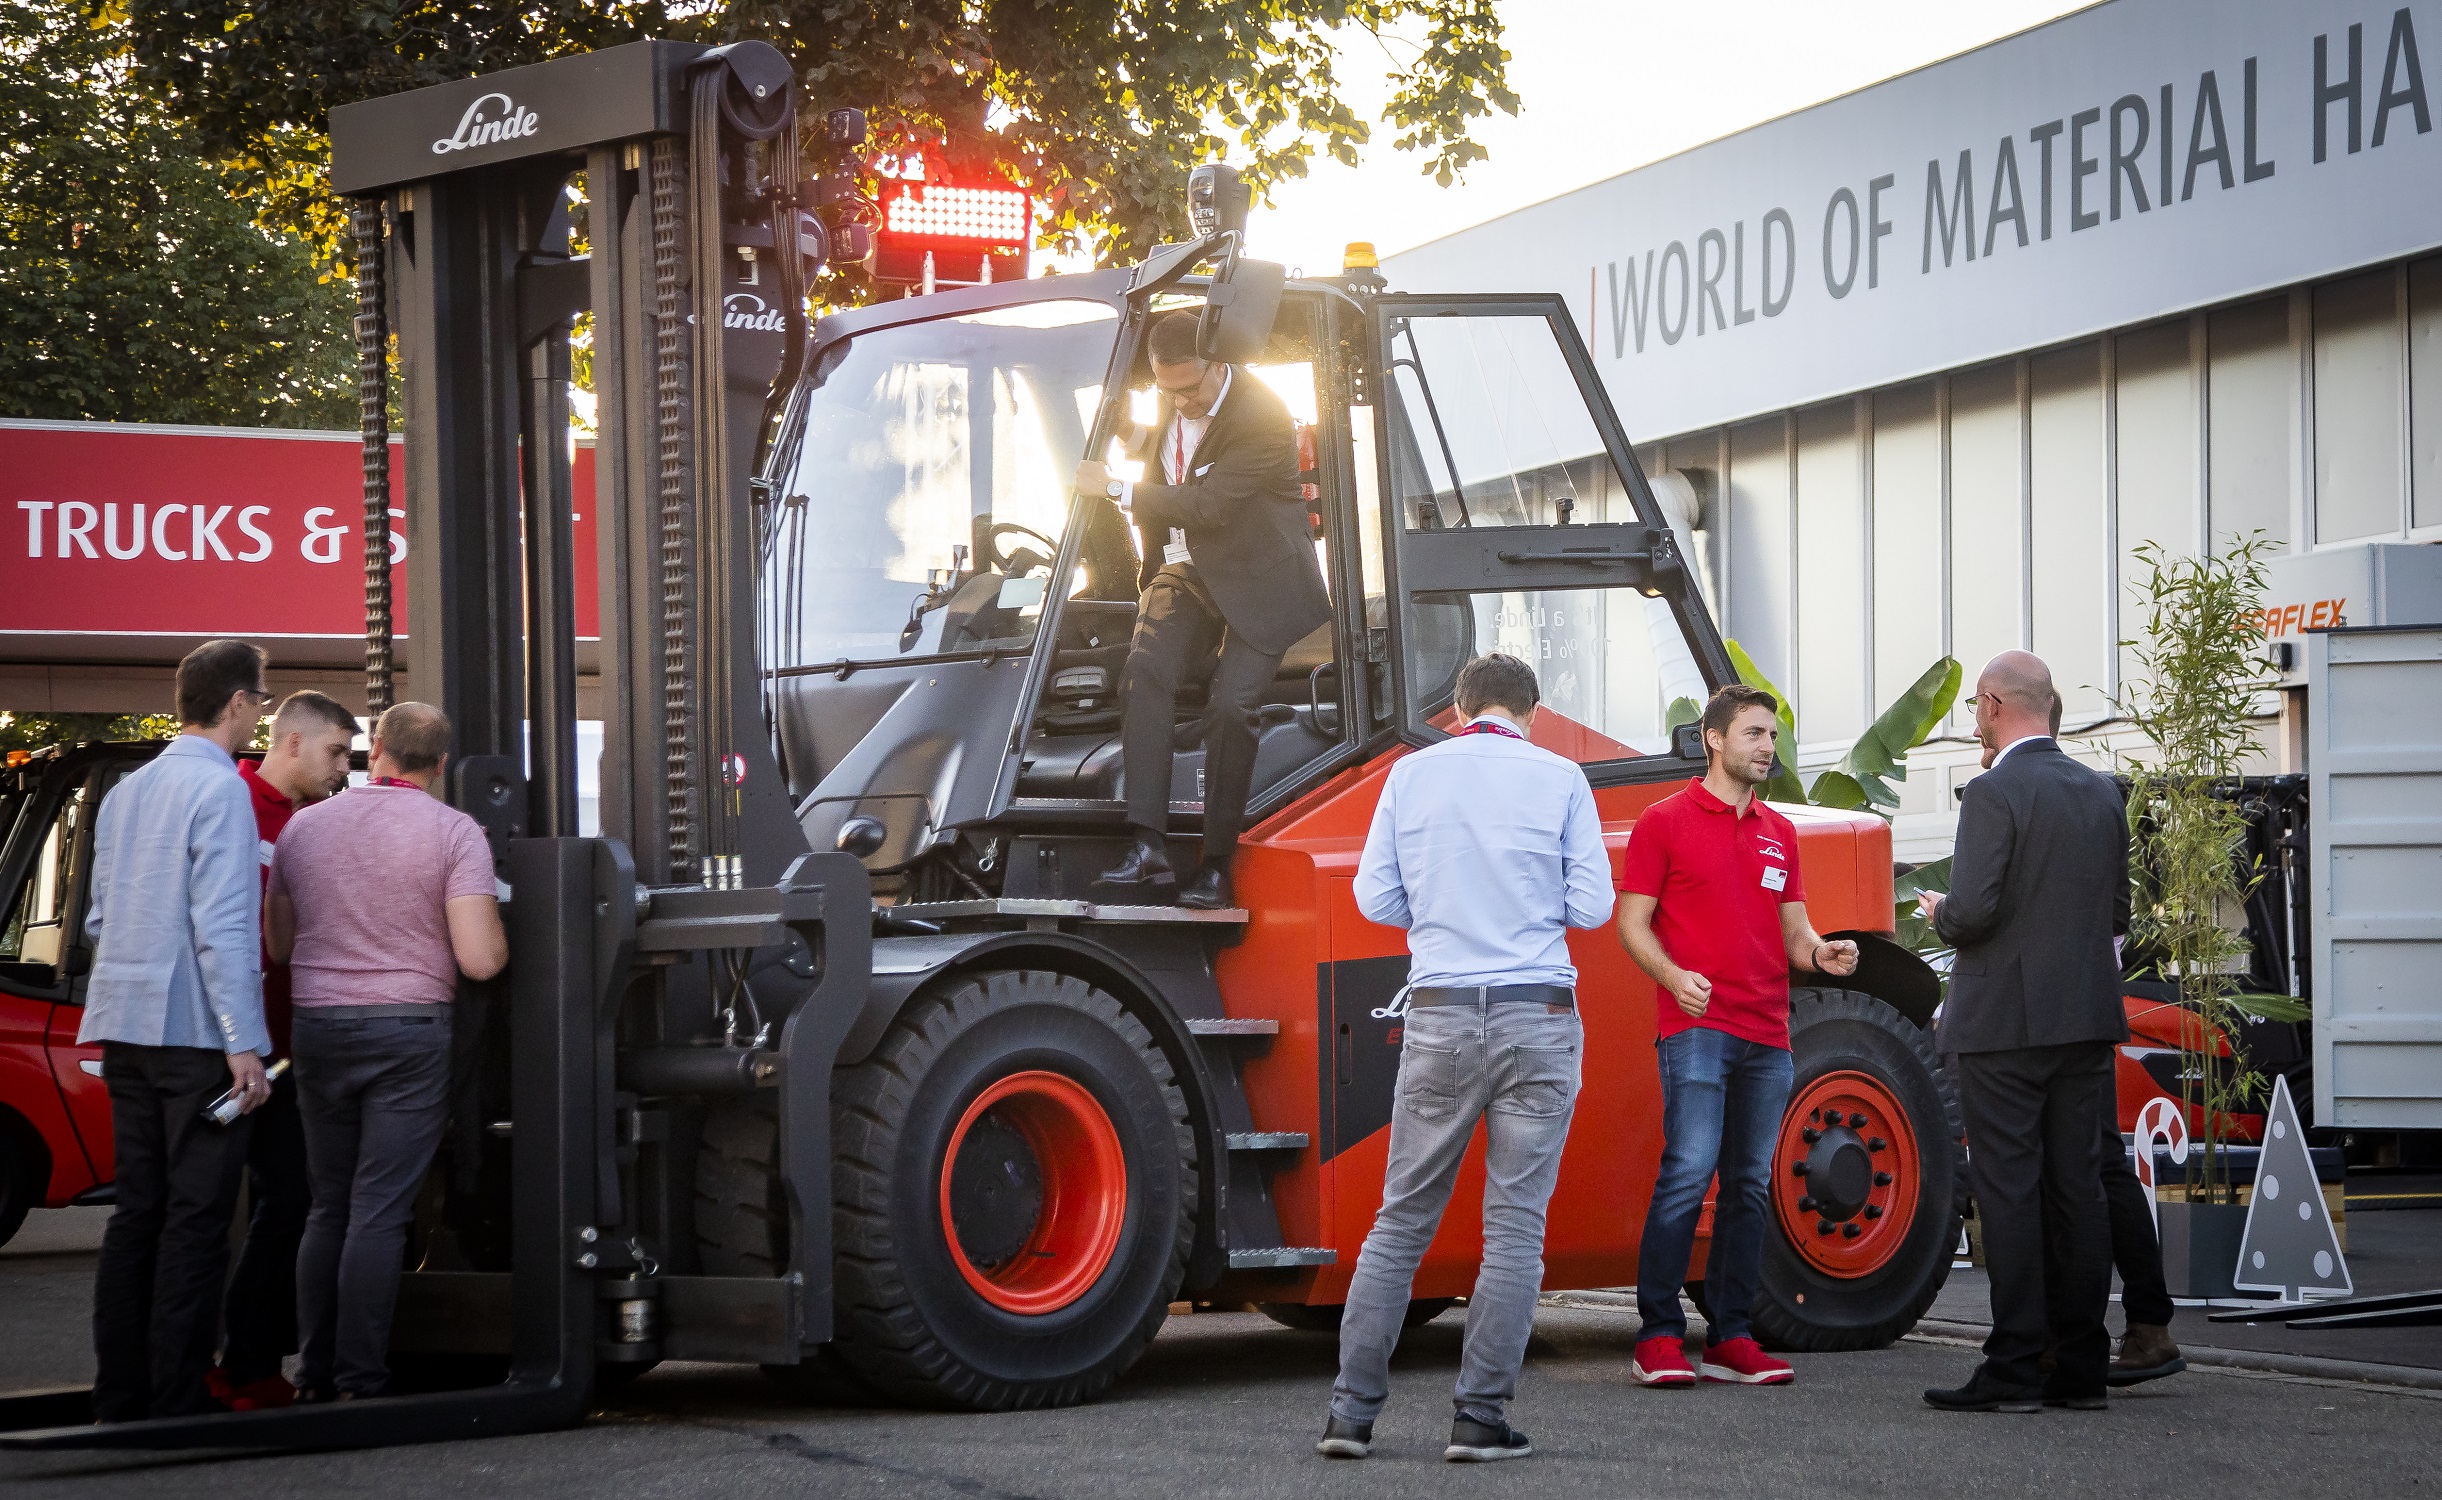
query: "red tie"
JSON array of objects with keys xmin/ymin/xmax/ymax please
[{"xmin": 1172, "ymin": 417, "xmax": 1187, "ymax": 483}]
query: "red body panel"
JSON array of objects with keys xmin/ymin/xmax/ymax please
[
  {"xmin": 2113, "ymin": 991, "xmax": 2266, "ymax": 1144},
  {"xmin": 0, "ymin": 992, "xmax": 102, "ymax": 1205},
  {"xmin": 1213, "ymin": 740, "xmax": 1890, "ymax": 1304}
]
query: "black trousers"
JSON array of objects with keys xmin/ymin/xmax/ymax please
[
  {"xmin": 1120, "ymin": 569, "xmax": 1282, "ymax": 865},
  {"xmin": 93, "ymin": 1043, "xmax": 252, "ymax": 1422},
  {"xmin": 2098, "ymin": 1122, "xmax": 2175, "ymax": 1329},
  {"xmin": 1957, "ymin": 1040, "xmax": 2114, "ymax": 1393},
  {"xmin": 220, "ymin": 1072, "xmax": 312, "ymax": 1383}
]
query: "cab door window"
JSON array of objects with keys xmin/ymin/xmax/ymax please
[
  {"xmin": 0, "ymin": 772, "xmax": 98, "ymax": 989},
  {"xmin": 1377, "ymin": 301, "xmax": 1723, "ymax": 767}
]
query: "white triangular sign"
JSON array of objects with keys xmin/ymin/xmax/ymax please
[{"xmin": 2230, "ymin": 1075, "xmax": 2351, "ymax": 1300}]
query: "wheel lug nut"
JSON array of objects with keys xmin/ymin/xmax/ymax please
[
  {"xmin": 1798, "ymin": 1195, "xmax": 1819, "ymax": 1213},
  {"xmin": 1791, "ymin": 1161, "xmax": 1810, "ymax": 1178},
  {"xmin": 1874, "ymin": 1170, "xmax": 1892, "ymax": 1186},
  {"xmin": 1816, "ymin": 1219, "xmax": 1836, "ymax": 1236},
  {"xmin": 1801, "ymin": 1127, "xmax": 1821, "ymax": 1144},
  {"xmin": 1864, "ymin": 1205, "xmax": 1883, "ymax": 1220},
  {"xmin": 1841, "ymin": 1223, "xmax": 1862, "ymax": 1239},
  {"xmin": 1848, "ymin": 1112, "xmax": 1868, "ymax": 1129},
  {"xmin": 1868, "ymin": 1137, "xmax": 1887, "ymax": 1152}
]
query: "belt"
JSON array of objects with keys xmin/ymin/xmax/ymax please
[{"xmin": 1407, "ymin": 984, "xmax": 1575, "ymax": 1010}]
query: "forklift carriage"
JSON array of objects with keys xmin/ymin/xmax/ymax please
[{"xmin": 0, "ymin": 39, "xmax": 1960, "ymax": 1452}]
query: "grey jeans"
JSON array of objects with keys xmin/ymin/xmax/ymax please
[
  {"xmin": 1331, "ymin": 997, "xmax": 1583, "ymax": 1426},
  {"xmin": 292, "ymin": 1009, "xmax": 453, "ymax": 1396}
]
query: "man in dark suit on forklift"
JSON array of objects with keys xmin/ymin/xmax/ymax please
[{"xmin": 1073, "ymin": 309, "xmax": 1330, "ymax": 909}]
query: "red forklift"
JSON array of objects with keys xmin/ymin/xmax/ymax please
[{"xmin": 0, "ymin": 38, "xmax": 1957, "ymax": 1451}]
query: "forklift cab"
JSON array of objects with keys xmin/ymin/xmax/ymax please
[{"xmin": 761, "ymin": 256, "xmax": 1728, "ymax": 891}]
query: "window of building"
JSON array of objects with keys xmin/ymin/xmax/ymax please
[
  {"xmin": 1872, "ymin": 381, "xmax": 1944, "ymax": 712},
  {"xmin": 2110, "ymin": 324, "xmax": 2192, "ymax": 706},
  {"xmin": 2208, "ymin": 296, "xmax": 2294, "ymax": 552},
  {"xmin": 1725, "ymin": 416, "xmax": 1793, "ymax": 693},
  {"xmin": 1795, "ymin": 400, "xmax": 1866, "ymax": 741},
  {"xmin": 2314, "ymin": 270, "xmax": 2405, "ymax": 544},
  {"xmin": 1947, "ymin": 361, "xmax": 2023, "ymax": 731},
  {"xmin": 2409, "ymin": 258, "xmax": 2442, "ymax": 532}
]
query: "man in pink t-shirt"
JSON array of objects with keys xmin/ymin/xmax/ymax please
[{"xmin": 267, "ymin": 702, "xmax": 506, "ymax": 1401}]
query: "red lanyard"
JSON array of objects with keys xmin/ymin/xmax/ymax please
[
  {"xmin": 1458, "ymin": 719, "xmax": 1525, "ymax": 741},
  {"xmin": 368, "ymin": 776, "xmax": 420, "ymax": 790}
]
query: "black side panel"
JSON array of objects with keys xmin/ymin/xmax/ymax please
[{"xmin": 1320, "ymin": 956, "xmax": 1409, "ymax": 1161}]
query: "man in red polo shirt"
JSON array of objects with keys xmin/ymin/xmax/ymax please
[
  {"xmin": 212, "ymin": 690, "xmax": 356, "ymax": 1410},
  {"xmin": 1615, "ymin": 684, "xmax": 1858, "ymax": 1388}
]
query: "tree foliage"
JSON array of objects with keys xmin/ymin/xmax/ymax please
[
  {"xmin": 0, "ymin": 1, "xmax": 356, "ymax": 426},
  {"xmin": 122, "ymin": 0, "xmax": 1517, "ymax": 269}
]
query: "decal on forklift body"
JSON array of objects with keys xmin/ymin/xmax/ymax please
[{"xmin": 433, "ymin": 93, "xmax": 541, "ymax": 156}]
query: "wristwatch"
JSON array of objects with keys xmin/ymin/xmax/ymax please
[{"xmin": 1104, "ymin": 479, "xmax": 1127, "ymax": 500}]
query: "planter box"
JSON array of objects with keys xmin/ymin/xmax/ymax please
[
  {"xmin": 2155, "ymin": 1201, "xmax": 2249, "ymax": 1299},
  {"xmin": 2140, "ymin": 1141, "xmax": 2349, "ymax": 1250}
]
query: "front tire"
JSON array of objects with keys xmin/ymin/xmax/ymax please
[
  {"xmin": 1751, "ymin": 987, "xmax": 1965, "ymax": 1352},
  {"xmin": 829, "ymin": 969, "xmax": 1198, "ymax": 1409}
]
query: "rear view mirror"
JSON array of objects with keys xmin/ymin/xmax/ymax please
[
  {"xmin": 1671, "ymin": 721, "xmax": 1704, "ymax": 762},
  {"xmin": 1199, "ymin": 257, "xmax": 1284, "ymax": 366}
]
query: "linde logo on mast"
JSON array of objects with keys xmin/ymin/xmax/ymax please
[
  {"xmin": 723, "ymin": 293, "xmax": 786, "ymax": 332},
  {"xmin": 432, "ymin": 92, "xmax": 540, "ymax": 155}
]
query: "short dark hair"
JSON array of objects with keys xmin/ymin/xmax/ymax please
[
  {"xmin": 1148, "ymin": 309, "xmax": 1205, "ymax": 366},
  {"xmin": 373, "ymin": 702, "xmax": 452, "ymax": 773},
  {"xmin": 1699, "ymin": 684, "xmax": 1779, "ymax": 761},
  {"xmin": 1454, "ymin": 653, "xmax": 1540, "ymax": 718},
  {"xmin": 272, "ymin": 690, "xmax": 357, "ymax": 741},
  {"xmin": 175, "ymin": 639, "xmax": 267, "ymax": 727}
]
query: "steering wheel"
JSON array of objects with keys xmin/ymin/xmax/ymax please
[{"xmin": 982, "ymin": 520, "xmax": 1058, "ymax": 575}]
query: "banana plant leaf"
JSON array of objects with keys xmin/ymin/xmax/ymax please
[
  {"xmin": 1893, "ymin": 856, "xmax": 1952, "ymax": 958},
  {"xmin": 1831, "ymin": 657, "xmax": 1962, "ymax": 808},
  {"xmin": 1665, "ymin": 696, "xmax": 1701, "ymax": 730},
  {"xmin": 1808, "ymin": 769, "xmax": 1872, "ymax": 810},
  {"xmin": 1723, "ymin": 639, "xmax": 1809, "ymax": 805}
]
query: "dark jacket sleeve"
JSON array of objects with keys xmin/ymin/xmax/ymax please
[
  {"xmin": 1935, "ymin": 774, "xmax": 2017, "ymax": 949},
  {"xmin": 2111, "ymin": 796, "xmax": 2133, "ymax": 939},
  {"xmin": 1129, "ymin": 393, "xmax": 1300, "ymax": 532}
]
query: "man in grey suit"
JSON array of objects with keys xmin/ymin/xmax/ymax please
[{"xmin": 1916, "ymin": 651, "xmax": 2130, "ymax": 1413}]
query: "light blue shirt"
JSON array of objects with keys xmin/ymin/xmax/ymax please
[
  {"xmin": 79, "ymin": 735, "xmax": 269, "ymax": 1055},
  {"xmin": 1353, "ymin": 718, "xmax": 1615, "ymax": 989}
]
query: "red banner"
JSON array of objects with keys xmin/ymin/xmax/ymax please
[{"xmin": 0, "ymin": 420, "xmax": 599, "ymax": 650}]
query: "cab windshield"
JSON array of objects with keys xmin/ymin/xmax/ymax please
[{"xmin": 764, "ymin": 299, "xmax": 1119, "ymax": 669}]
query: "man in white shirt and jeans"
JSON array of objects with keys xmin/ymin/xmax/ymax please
[{"xmin": 1319, "ymin": 653, "xmax": 1614, "ymax": 1463}]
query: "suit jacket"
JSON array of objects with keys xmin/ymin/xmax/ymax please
[
  {"xmin": 1127, "ymin": 368, "xmax": 1331, "ymax": 658},
  {"xmin": 1933, "ymin": 739, "xmax": 2132, "ymax": 1055}
]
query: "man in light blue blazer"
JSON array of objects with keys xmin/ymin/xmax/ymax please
[{"xmin": 81, "ymin": 639, "xmax": 275, "ymax": 1422}]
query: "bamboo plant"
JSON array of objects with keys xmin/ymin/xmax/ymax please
[{"xmin": 2117, "ymin": 535, "xmax": 2277, "ymax": 1203}]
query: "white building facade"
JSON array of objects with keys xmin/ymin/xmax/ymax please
[{"xmin": 1384, "ymin": 0, "xmax": 2442, "ymax": 861}]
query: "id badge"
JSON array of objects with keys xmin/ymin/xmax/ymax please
[
  {"xmin": 1163, "ymin": 528, "xmax": 1192, "ymax": 566},
  {"xmin": 1761, "ymin": 865, "xmax": 1788, "ymax": 892}
]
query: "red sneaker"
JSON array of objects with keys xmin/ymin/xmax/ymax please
[
  {"xmin": 1630, "ymin": 1335, "xmax": 1697, "ymax": 1387},
  {"xmin": 1701, "ymin": 1337, "xmax": 1794, "ymax": 1385},
  {"xmin": 208, "ymin": 1368, "xmax": 298, "ymax": 1411}
]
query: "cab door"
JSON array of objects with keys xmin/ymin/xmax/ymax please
[
  {"xmin": 0, "ymin": 758, "xmax": 118, "ymax": 1199},
  {"xmin": 1354, "ymin": 294, "xmax": 1736, "ymax": 1284}
]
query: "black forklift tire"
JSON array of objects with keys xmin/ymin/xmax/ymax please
[
  {"xmin": 828, "ymin": 968, "xmax": 1198, "ymax": 1410},
  {"xmin": 696, "ymin": 1099, "xmax": 786, "ymax": 1275},
  {"xmin": 1257, "ymin": 1298, "xmax": 1458, "ymax": 1334},
  {"xmin": 1750, "ymin": 987, "xmax": 1966, "ymax": 1353},
  {"xmin": 0, "ymin": 1112, "xmax": 41, "ymax": 1251}
]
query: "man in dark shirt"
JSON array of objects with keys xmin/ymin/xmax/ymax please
[{"xmin": 212, "ymin": 691, "xmax": 356, "ymax": 1409}]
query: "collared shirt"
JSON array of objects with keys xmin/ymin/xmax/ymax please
[
  {"xmin": 1615, "ymin": 777, "xmax": 1808, "ymax": 1051},
  {"xmin": 239, "ymin": 759, "xmax": 297, "ymax": 1058},
  {"xmin": 1353, "ymin": 716, "xmax": 1614, "ymax": 989},
  {"xmin": 1990, "ymin": 733, "xmax": 2053, "ymax": 768},
  {"xmin": 80, "ymin": 734, "xmax": 269, "ymax": 1055},
  {"xmin": 1119, "ymin": 367, "xmax": 1233, "ymax": 565}
]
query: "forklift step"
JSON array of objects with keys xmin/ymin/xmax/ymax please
[
  {"xmin": 1226, "ymin": 1131, "xmax": 1309, "ymax": 1151},
  {"xmin": 1228, "ymin": 1247, "xmax": 1336, "ymax": 1269},
  {"xmin": 1187, "ymin": 1018, "xmax": 1280, "ymax": 1037},
  {"xmin": 893, "ymin": 897, "xmax": 1246, "ymax": 924}
]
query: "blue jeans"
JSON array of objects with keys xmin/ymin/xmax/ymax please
[
  {"xmin": 1635, "ymin": 1026, "xmax": 1794, "ymax": 1345},
  {"xmin": 1331, "ymin": 999, "xmax": 1583, "ymax": 1427}
]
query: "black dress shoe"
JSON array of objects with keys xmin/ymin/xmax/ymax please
[
  {"xmin": 1098, "ymin": 840, "xmax": 1173, "ymax": 887},
  {"xmin": 1923, "ymin": 1371, "xmax": 2042, "ymax": 1413},
  {"xmin": 1315, "ymin": 1414, "xmax": 1372, "ymax": 1458},
  {"xmin": 2042, "ymin": 1389, "xmax": 2108, "ymax": 1411},
  {"xmin": 1177, "ymin": 866, "xmax": 1234, "ymax": 910},
  {"xmin": 1445, "ymin": 1415, "xmax": 1532, "ymax": 1461}
]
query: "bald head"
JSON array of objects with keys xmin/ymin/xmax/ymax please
[{"xmin": 1974, "ymin": 650, "xmax": 2057, "ymax": 750}]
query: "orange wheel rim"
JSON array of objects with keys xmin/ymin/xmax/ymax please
[
  {"xmin": 1773, "ymin": 1070, "xmax": 1923, "ymax": 1277},
  {"xmin": 938, "ymin": 1069, "xmax": 1128, "ymax": 1315}
]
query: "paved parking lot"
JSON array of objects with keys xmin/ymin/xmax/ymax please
[{"xmin": 5, "ymin": 1255, "xmax": 2438, "ymax": 1500}]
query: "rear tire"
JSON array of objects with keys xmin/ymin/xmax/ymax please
[
  {"xmin": 1751, "ymin": 987, "xmax": 1965, "ymax": 1352},
  {"xmin": 829, "ymin": 969, "xmax": 1198, "ymax": 1409},
  {"xmin": 0, "ymin": 1114, "xmax": 41, "ymax": 1251},
  {"xmin": 1257, "ymin": 1298, "xmax": 1457, "ymax": 1334}
]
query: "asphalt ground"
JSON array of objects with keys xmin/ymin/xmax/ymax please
[{"xmin": 5, "ymin": 1209, "xmax": 2440, "ymax": 1500}]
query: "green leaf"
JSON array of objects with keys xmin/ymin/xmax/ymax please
[
  {"xmin": 2226, "ymin": 992, "xmax": 2311, "ymax": 1024},
  {"xmin": 1836, "ymin": 656, "xmax": 1961, "ymax": 785},
  {"xmin": 1723, "ymin": 639, "xmax": 1809, "ymax": 805},
  {"xmin": 1665, "ymin": 696, "xmax": 1701, "ymax": 731},
  {"xmin": 1808, "ymin": 769, "xmax": 1870, "ymax": 810},
  {"xmin": 1892, "ymin": 858, "xmax": 1954, "ymax": 961}
]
